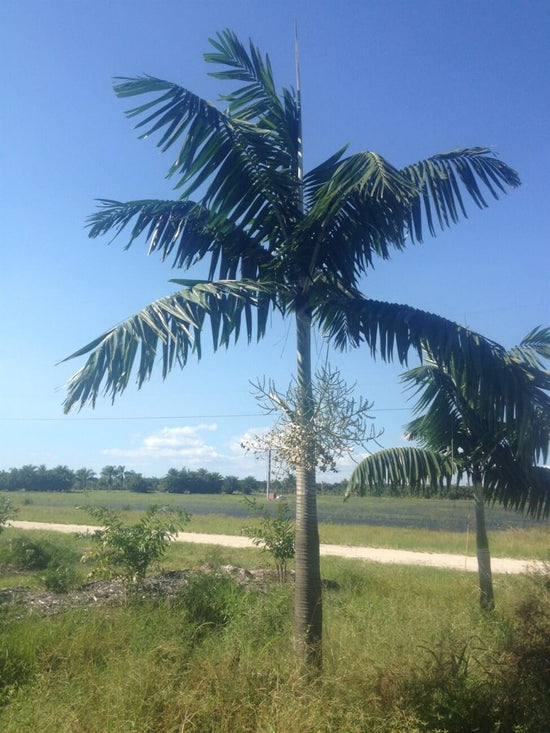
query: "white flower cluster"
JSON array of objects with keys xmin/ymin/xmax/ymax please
[{"xmin": 242, "ymin": 365, "xmax": 383, "ymax": 476}]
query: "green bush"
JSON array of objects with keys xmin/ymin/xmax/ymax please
[
  {"xmin": 41, "ymin": 564, "xmax": 80, "ymax": 594},
  {"xmin": 0, "ymin": 497, "xmax": 17, "ymax": 533},
  {"xmin": 3, "ymin": 536, "xmax": 79, "ymax": 575},
  {"xmin": 490, "ymin": 593, "xmax": 550, "ymax": 732},
  {"xmin": 83, "ymin": 505, "xmax": 190, "ymax": 587},
  {"xmin": 6, "ymin": 537, "xmax": 52, "ymax": 570},
  {"xmin": 399, "ymin": 637, "xmax": 494, "ymax": 733},
  {"xmin": 386, "ymin": 587, "xmax": 550, "ymax": 733},
  {"xmin": 242, "ymin": 497, "xmax": 295, "ymax": 581}
]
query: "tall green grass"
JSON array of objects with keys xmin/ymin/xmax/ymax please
[{"xmin": 0, "ymin": 550, "xmax": 548, "ymax": 732}]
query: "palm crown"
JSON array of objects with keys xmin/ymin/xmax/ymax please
[
  {"xmin": 348, "ymin": 327, "xmax": 550, "ymax": 519},
  {"xmin": 63, "ymin": 29, "xmax": 520, "ymax": 412},
  {"xmin": 346, "ymin": 328, "xmax": 550, "ymax": 611}
]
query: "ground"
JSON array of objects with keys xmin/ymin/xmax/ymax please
[{"xmin": 0, "ymin": 565, "xmax": 289, "ymax": 617}]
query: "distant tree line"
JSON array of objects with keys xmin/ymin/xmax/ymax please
[
  {"xmin": 0, "ymin": 463, "xmax": 472, "ymax": 498},
  {"xmin": 0, "ymin": 463, "xmax": 288, "ymax": 495}
]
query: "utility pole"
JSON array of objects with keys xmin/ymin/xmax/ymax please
[{"xmin": 266, "ymin": 447, "xmax": 272, "ymax": 499}]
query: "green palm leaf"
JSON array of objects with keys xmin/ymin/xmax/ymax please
[
  {"xmin": 113, "ymin": 32, "xmax": 301, "ymax": 244},
  {"xmin": 86, "ymin": 198, "xmax": 274, "ymax": 281},
  {"xmin": 400, "ymin": 336, "xmax": 550, "ymax": 517},
  {"xmin": 401, "ymin": 148, "xmax": 520, "ymax": 241},
  {"xmin": 61, "ymin": 279, "xmax": 279, "ymax": 411},
  {"xmin": 205, "ymin": 29, "xmax": 300, "ymax": 161},
  {"xmin": 347, "ymin": 446, "xmax": 454, "ymax": 496},
  {"xmin": 317, "ymin": 292, "xmax": 550, "ymax": 459},
  {"xmin": 508, "ymin": 326, "xmax": 550, "ymax": 372}
]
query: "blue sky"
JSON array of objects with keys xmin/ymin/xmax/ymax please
[{"xmin": 1, "ymin": 0, "xmax": 548, "ymax": 480}]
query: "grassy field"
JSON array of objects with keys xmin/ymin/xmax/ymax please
[
  {"xmin": 0, "ymin": 527, "xmax": 548, "ymax": 732},
  {"xmin": 5, "ymin": 490, "xmax": 549, "ymax": 559},
  {"xmin": 1, "ymin": 489, "xmax": 547, "ymax": 732}
]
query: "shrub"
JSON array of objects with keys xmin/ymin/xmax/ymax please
[
  {"xmin": 242, "ymin": 497, "xmax": 295, "ymax": 581},
  {"xmin": 83, "ymin": 505, "xmax": 190, "ymax": 587},
  {"xmin": 2, "ymin": 536, "xmax": 81, "ymax": 594},
  {"xmin": 42, "ymin": 564, "xmax": 80, "ymax": 594},
  {"xmin": 387, "ymin": 586, "xmax": 550, "ymax": 733},
  {"xmin": 6, "ymin": 537, "xmax": 52, "ymax": 570},
  {"xmin": 490, "ymin": 592, "xmax": 550, "ymax": 732},
  {"xmin": 0, "ymin": 497, "xmax": 17, "ymax": 533},
  {"xmin": 400, "ymin": 637, "xmax": 494, "ymax": 733}
]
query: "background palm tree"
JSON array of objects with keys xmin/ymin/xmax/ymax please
[
  {"xmin": 347, "ymin": 327, "xmax": 550, "ymax": 609},
  {"xmin": 62, "ymin": 30, "xmax": 521, "ymax": 666},
  {"xmin": 74, "ymin": 467, "xmax": 97, "ymax": 491}
]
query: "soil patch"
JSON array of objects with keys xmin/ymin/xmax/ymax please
[{"xmin": 0, "ymin": 565, "xmax": 295, "ymax": 618}]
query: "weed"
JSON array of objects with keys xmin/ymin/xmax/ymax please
[
  {"xmin": 179, "ymin": 571, "xmax": 245, "ymax": 630},
  {"xmin": 242, "ymin": 497, "xmax": 295, "ymax": 581}
]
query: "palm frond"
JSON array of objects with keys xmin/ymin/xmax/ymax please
[
  {"xmin": 316, "ymin": 292, "xmax": 550, "ymax": 458},
  {"xmin": 508, "ymin": 326, "xmax": 550, "ymax": 374},
  {"xmin": 205, "ymin": 28, "xmax": 300, "ymax": 160},
  {"xmin": 113, "ymin": 38, "xmax": 301, "ymax": 242},
  {"xmin": 400, "ymin": 148, "xmax": 520, "ymax": 242},
  {"xmin": 61, "ymin": 280, "xmax": 279, "ymax": 412},
  {"xmin": 399, "ymin": 332, "xmax": 550, "ymax": 518},
  {"xmin": 279, "ymin": 152, "xmax": 415, "ymax": 289},
  {"xmin": 347, "ymin": 447, "xmax": 453, "ymax": 497},
  {"xmin": 483, "ymin": 451, "xmax": 550, "ymax": 519},
  {"xmin": 86, "ymin": 198, "xmax": 273, "ymax": 281}
]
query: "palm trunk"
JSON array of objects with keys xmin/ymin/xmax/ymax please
[
  {"xmin": 294, "ymin": 305, "xmax": 323, "ymax": 669},
  {"xmin": 473, "ymin": 471, "xmax": 494, "ymax": 610}
]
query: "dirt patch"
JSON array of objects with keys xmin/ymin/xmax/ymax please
[{"xmin": 0, "ymin": 565, "xmax": 294, "ymax": 618}]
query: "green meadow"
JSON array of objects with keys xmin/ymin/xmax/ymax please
[{"xmin": 6, "ymin": 490, "xmax": 549, "ymax": 559}]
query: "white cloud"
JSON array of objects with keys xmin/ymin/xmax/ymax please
[
  {"xmin": 103, "ymin": 424, "xmax": 222, "ymax": 466},
  {"xmin": 102, "ymin": 423, "xmax": 271, "ymax": 478}
]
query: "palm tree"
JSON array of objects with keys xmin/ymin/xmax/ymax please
[
  {"xmin": 62, "ymin": 30, "xmax": 521, "ymax": 666},
  {"xmin": 99, "ymin": 465, "xmax": 117, "ymax": 490},
  {"xmin": 347, "ymin": 327, "xmax": 550, "ymax": 609},
  {"xmin": 74, "ymin": 467, "xmax": 97, "ymax": 491}
]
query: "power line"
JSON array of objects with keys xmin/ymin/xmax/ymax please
[
  {"xmin": 0, "ymin": 413, "xmax": 265, "ymax": 422},
  {"xmin": 0, "ymin": 406, "xmax": 411, "ymax": 423}
]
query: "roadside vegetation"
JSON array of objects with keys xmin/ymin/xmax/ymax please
[{"xmin": 0, "ymin": 521, "xmax": 548, "ymax": 732}]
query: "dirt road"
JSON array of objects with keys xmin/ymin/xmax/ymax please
[{"xmin": 9, "ymin": 520, "xmax": 544, "ymax": 575}]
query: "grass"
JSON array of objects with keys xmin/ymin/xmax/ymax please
[
  {"xmin": 8, "ymin": 490, "xmax": 547, "ymax": 529},
  {"xmin": 0, "ymin": 532, "xmax": 548, "ymax": 732},
  {"xmin": 5, "ymin": 490, "xmax": 549, "ymax": 559},
  {"xmin": 0, "ymin": 490, "xmax": 547, "ymax": 732}
]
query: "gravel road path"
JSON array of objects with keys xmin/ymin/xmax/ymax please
[{"xmin": 9, "ymin": 520, "xmax": 544, "ymax": 575}]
